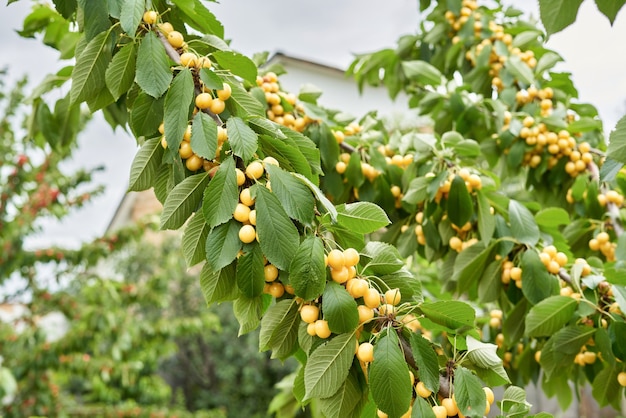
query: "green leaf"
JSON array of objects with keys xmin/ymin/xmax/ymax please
[
  {"xmin": 226, "ymin": 116, "xmax": 258, "ymax": 161},
  {"xmin": 292, "ymin": 173, "xmax": 337, "ymax": 222},
  {"xmin": 454, "ymin": 367, "xmax": 487, "ymax": 418},
  {"xmin": 233, "ymin": 295, "xmax": 262, "ymax": 336},
  {"xmin": 505, "ymin": 54, "xmax": 534, "ymax": 85},
  {"xmin": 136, "ymin": 31, "xmax": 172, "ymax": 99},
  {"xmin": 361, "ymin": 241, "xmax": 404, "ymax": 275},
  {"xmin": 171, "ymin": 0, "xmax": 224, "ymax": 38},
  {"xmin": 200, "ymin": 262, "xmax": 237, "ymax": 305},
  {"xmin": 552, "ymin": 326, "xmax": 596, "ymax": 355},
  {"xmin": 130, "ymin": 91, "xmax": 164, "ymax": 138},
  {"xmin": 453, "ymin": 241, "xmax": 494, "ymax": 295},
  {"xmin": 289, "ymin": 236, "xmax": 326, "ymax": 301},
  {"xmin": 595, "ymin": 0, "xmax": 626, "ymax": 24},
  {"xmin": 535, "ymin": 51, "xmax": 563, "ymax": 75},
  {"xmin": 539, "ymin": 0, "xmax": 584, "ymax": 36},
  {"xmin": 535, "ymin": 207, "xmax": 570, "ymax": 228},
  {"xmin": 476, "ymin": 190, "xmax": 494, "ymax": 242},
  {"xmin": 466, "ymin": 335, "xmax": 503, "ymax": 369},
  {"xmin": 369, "ymin": 328, "xmax": 412, "ymax": 418},
  {"xmin": 160, "ymin": 172, "xmax": 210, "ymax": 229},
  {"xmin": 304, "ymin": 333, "xmax": 356, "ymax": 399},
  {"xmin": 478, "ymin": 259, "xmax": 501, "ymax": 303},
  {"xmin": 236, "ymin": 243, "xmax": 265, "ymax": 297},
  {"xmin": 322, "ymin": 282, "xmax": 359, "ymax": 334},
  {"xmin": 410, "ymin": 333, "xmax": 440, "ymax": 394},
  {"xmin": 182, "ymin": 212, "xmax": 209, "ymax": 267},
  {"xmin": 521, "ymin": 250, "xmax": 558, "ymax": 305},
  {"xmin": 591, "ymin": 365, "xmax": 620, "ymax": 407},
  {"xmin": 70, "ymin": 30, "xmax": 112, "ymax": 105},
  {"xmin": 265, "ymin": 165, "xmax": 315, "ymax": 225},
  {"xmin": 205, "ymin": 219, "xmax": 242, "ymax": 271},
  {"xmin": 120, "ymin": 0, "xmax": 144, "ymax": 35},
  {"xmin": 128, "ymin": 136, "xmax": 164, "ymax": 192},
  {"xmin": 319, "ymin": 366, "xmax": 363, "ymax": 418},
  {"xmin": 259, "ymin": 299, "xmax": 300, "ymax": 359},
  {"xmin": 80, "ymin": 0, "xmax": 110, "ymax": 41},
  {"xmin": 191, "ymin": 112, "xmax": 218, "ymax": 160},
  {"xmin": 503, "ymin": 299, "xmax": 528, "ymax": 347},
  {"xmin": 226, "ymin": 81, "xmax": 265, "ymax": 117},
  {"xmin": 401, "ymin": 60, "xmax": 442, "ymax": 86},
  {"xmin": 447, "ymin": 175, "xmax": 473, "ymax": 228},
  {"xmin": 509, "ymin": 200, "xmax": 540, "ymax": 246},
  {"xmin": 336, "ymin": 202, "xmax": 390, "ymax": 234},
  {"xmin": 212, "ymin": 50, "xmax": 258, "ymax": 84},
  {"xmin": 105, "ymin": 42, "xmax": 136, "ymax": 100},
  {"xmin": 525, "ymin": 295, "xmax": 578, "ymax": 337},
  {"xmin": 412, "ymin": 397, "xmax": 436, "ymax": 418},
  {"xmin": 501, "ymin": 386, "xmax": 531, "ymax": 415},
  {"xmin": 199, "ymin": 67, "xmax": 224, "ymax": 90},
  {"xmin": 254, "ymin": 186, "xmax": 300, "ymax": 270},
  {"xmin": 164, "ymin": 68, "xmax": 194, "ymax": 155},
  {"xmin": 607, "ymin": 114, "xmax": 626, "ymax": 164},
  {"xmin": 420, "ymin": 300, "xmax": 475, "ymax": 330},
  {"xmin": 53, "ymin": 0, "xmax": 78, "ymax": 20},
  {"xmin": 202, "ymin": 156, "xmax": 238, "ymax": 229}
]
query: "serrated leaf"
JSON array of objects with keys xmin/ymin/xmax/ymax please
[
  {"xmin": 202, "ymin": 156, "xmax": 238, "ymax": 229},
  {"xmin": 453, "ymin": 241, "xmax": 494, "ymax": 295},
  {"xmin": 81, "ymin": 0, "xmax": 110, "ymax": 41},
  {"xmin": 336, "ymin": 202, "xmax": 390, "ymax": 234},
  {"xmin": 292, "ymin": 172, "xmax": 337, "ymax": 222},
  {"xmin": 319, "ymin": 366, "xmax": 362, "ymax": 418},
  {"xmin": 212, "ymin": 50, "xmax": 257, "ymax": 84},
  {"xmin": 410, "ymin": 333, "xmax": 440, "ymax": 394},
  {"xmin": 205, "ymin": 219, "xmax": 242, "ymax": 271},
  {"xmin": 454, "ymin": 367, "xmax": 487, "ymax": 418},
  {"xmin": 265, "ymin": 165, "xmax": 315, "ymax": 225},
  {"xmin": 226, "ymin": 116, "xmax": 258, "ymax": 161},
  {"xmin": 595, "ymin": 0, "xmax": 626, "ymax": 24},
  {"xmin": 539, "ymin": 0, "xmax": 584, "ymax": 36},
  {"xmin": 199, "ymin": 67, "xmax": 223, "ymax": 90},
  {"xmin": 105, "ymin": 42, "xmax": 136, "ymax": 100},
  {"xmin": 226, "ymin": 81, "xmax": 265, "ymax": 117},
  {"xmin": 607, "ymin": 114, "xmax": 626, "ymax": 164},
  {"xmin": 361, "ymin": 241, "xmax": 404, "ymax": 275},
  {"xmin": 369, "ymin": 329, "xmax": 412, "ymax": 418},
  {"xmin": 420, "ymin": 300, "xmax": 475, "ymax": 330},
  {"xmin": 128, "ymin": 136, "xmax": 164, "ymax": 191},
  {"xmin": 509, "ymin": 199, "xmax": 540, "ymax": 246},
  {"xmin": 129, "ymin": 91, "xmax": 164, "ymax": 138},
  {"xmin": 476, "ymin": 190, "xmax": 495, "ymax": 242},
  {"xmin": 136, "ymin": 31, "xmax": 172, "ymax": 98},
  {"xmin": 191, "ymin": 112, "xmax": 218, "ymax": 160},
  {"xmin": 236, "ymin": 243, "xmax": 265, "ymax": 297},
  {"xmin": 171, "ymin": 0, "xmax": 224, "ymax": 38},
  {"xmin": 120, "ymin": 0, "xmax": 144, "ymax": 35},
  {"xmin": 182, "ymin": 212, "xmax": 209, "ymax": 267},
  {"xmin": 289, "ymin": 236, "xmax": 326, "ymax": 301},
  {"xmin": 304, "ymin": 333, "xmax": 356, "ymax": 399},
  {"xmin": 525, "ymin": 296, "xmax": 578, "ymax": 337},
  {"xmin": 255, "ymin": 185, "xmax": 300, "ymax": 271},
  {"xmin": 164, "ymin": 68, "xmax": 194, "ymax": 156},
  {"xmin": 412, "ymin": 397, "xmax": 436, "ymax": 418},
  {"xmin": 259, "ymin": 299, "xmax": 300, "ymax": 359},
  {"xmin": 322, "ymin": 282, "xmax": 359, "ymax": 334},
  {"xmin": 448, "ymin": 175, "xmax": 473, "ymax": 228},
  {"xmin": 160, "ymin": 172, "xmax": 210, "ymax": 229},
  {"xmin": 521, "ymin": 250, "xmax": 558, "ymax": 305},
  {"xmin": 200, "ymin": 262, "xmax": 237, "ymax": 305},
  {"xmin": 591, "ymin": 365, "xmax": 620, "ymax": 407},
  {"xmin": 552, "ymin": 326, "xmax": 596, "ymax": 355},
  {"xmin": 233, "ymin": 295, "xmax": 262, "ymax": 336},
  {"xmin": 70, "ymin": 30, "xmax": 112, "ymax": 105},
  {"xmin": 466, "ymin": 335, "xmax": 502, "ymax": 368}
]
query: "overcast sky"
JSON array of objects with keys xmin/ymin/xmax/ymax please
[{"xmin": 1, "ymin": 0, "xmax": 625, "ymax": 249}]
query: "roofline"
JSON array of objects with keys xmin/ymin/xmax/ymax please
[{"xmin": 266, "ymin": 51, "xmax": 347, "ymax": 75}]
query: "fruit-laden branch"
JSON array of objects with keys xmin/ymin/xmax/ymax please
[
  {"xmin": 157, "ymin": 30, "xmax": 181, "ymax": 64},
  {"xmin": 589, "ymin": 161, "xmax": 624, "ymax": 237}
]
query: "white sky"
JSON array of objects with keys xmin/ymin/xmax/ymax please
[{"xmin": 0, "ymin": 0, "xmax": 625, "ymax": 249}]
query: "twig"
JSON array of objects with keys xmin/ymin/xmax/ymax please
[{"xmin": 156, "ymin": 30, "xmax": 181, "ymax": 64}]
